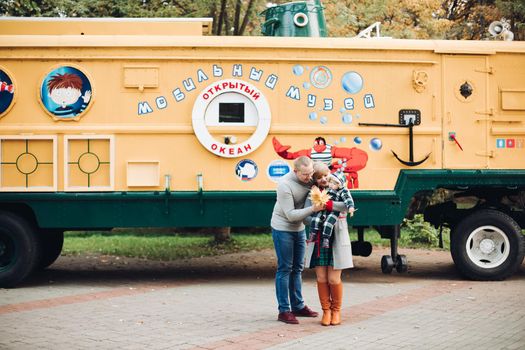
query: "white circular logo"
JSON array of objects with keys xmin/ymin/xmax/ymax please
[
  {"xmin": 235, "ymin": 159, "xmax": 258, "ymax": 182},
  {"xmin": 192, "ymin": 79, "xmax": 271, "ymax": 158},
  {"xmin": 267, "ymin": 159, "xmax": 291, "ymax": 183}
]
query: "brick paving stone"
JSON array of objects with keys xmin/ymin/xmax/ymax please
[{"xmin": 0, "ymin": 251, "xmax": 523, "ymax": 350}]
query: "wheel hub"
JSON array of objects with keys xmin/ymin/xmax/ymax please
[
  {"xmin": 479, "ymin": 238, "xmax": 496, "ymax": 254},
  {"xmin": 465, "ymin": 225, "xmax": 511, "ymax": 269}
]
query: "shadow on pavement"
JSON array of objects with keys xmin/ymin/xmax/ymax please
[{"xmin": 20, "ymin": 247, "xmax": 525, "ymax": 288}]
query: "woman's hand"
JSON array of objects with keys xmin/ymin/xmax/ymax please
[{"xmin": 349, "ymin": 207, "xmax": 355, "ymax": 217}]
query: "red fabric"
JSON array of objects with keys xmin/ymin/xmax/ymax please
[
  {"xmin": 316, "ymin": 233, "xmax": 321, "ymax": 258},
  {"xmin": 326, "ymin": 200, "xmax": 333, "ymax": 211}
]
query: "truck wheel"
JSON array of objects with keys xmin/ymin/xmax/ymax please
[
  {"xmin": 38, "ymin": 230, "xmax": 64, "ymax": 269},
  {"xmin": 395, "ymin": 254, "xmax": 408, "ymax": 273},
  {"xmin": 451, "ymin": 209, "xmax": 524, "ymax": 281},
  {"xmin": 352, "ymin": 241, "xmax": 373, "ymax": 257},
  {"xmin": 351, "ymin": 241, "xmax": 361, "ymax": 256},
  {"xmin": 360, "ymin": 241, "xmax": 373, "ymax": 257},
  {"xmin": 0, "ymin": 211, "xmax": 40, "ymax": 288},
  {"xmin": 381, "ymin": 255, "xmax": 394, "ymax": 274}
]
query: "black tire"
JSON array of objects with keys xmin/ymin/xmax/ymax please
[
  {"xmin": 395, "ymin": 254, "xmax": 408, "ymax": 273},
  {"xmin": 360, "ymin": 241, "xmax": 373, "ymax": 257},
  {"xmin": 0, "ymin": 211, "xmax": 40, "ymax": 288},
  {"xmin": 381, "ymin": 255, "xmax": 394, "ymax": 274},
  {"xmin": 38, "ymin": 230, "xmax": 64, "ymax": 269},
  {"xmin": 451, "ymin": 209, "xmax": 524, "ymax": 281},
  {"xmin": 351, "ymin": 241, "xmax": 362, "ymax": 256}
]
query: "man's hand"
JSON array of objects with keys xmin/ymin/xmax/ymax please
[{"xmin": 312, "ymin": 202, "xmax": 325, "ymax": 212}]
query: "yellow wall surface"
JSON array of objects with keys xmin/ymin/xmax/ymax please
[{"xmin": 0, "ymin": 25, "xmax": 524, "ymax": 193}]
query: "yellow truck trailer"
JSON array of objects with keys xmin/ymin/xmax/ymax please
[{"xmin": 0, "ymin": 2, "xmax": 524, "ymax": 287}]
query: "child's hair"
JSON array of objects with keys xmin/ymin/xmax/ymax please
[
  {"xmin": 330, "ymin": 171, "xmax": 346, "ymax": 188},
  {"xmin": 47, "ymin": 73, "xmax": 83, "ymax": 93},
  {"xmin": 328, "ymin": 175, "xmax": 341, "ymax": 188}
]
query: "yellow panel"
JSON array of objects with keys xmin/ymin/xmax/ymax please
[
  {"xmin": 0, "ymin": 18, "xmax": 211, "ymax": 36},
  {"xmin": 89, "ymin": 164, "xmax": 111, "ymax": 187},
  {"xmin": 443, "ymin": 56, "xmax": 488, "ymax": 169},
  {"xmin": 68, "ymin": 140, "xmax": 87, "ymax": 163},
  {"xmin": 28, "ymin": 140, "xmax": 54, "ymax": 162},
  {"xmin": 2, "ymin": 140, "xmax": 26, "ymax": 162},
  {"xmin": 68, "ymin": 165, "xmax": 86, "ymax": 188},
  {"xmin": 88, "ymin": 139, "xmax": 110, "ymax": 161},
  {"xmin": 29, "ymin": 164, "xmax": 53, "ymax": 187},
  {"xmin": 127, "ymin": 162, "xmax": 160, "ymax": 187},
  {"xmin": 1, "ymin": 139, "xmax": 55, "ymax": 189},
  {"xmin": 501, "ymin": 90, "xmax": 525, "ymax": 111},
  {"xmin": 1, "ymin": 165, "xmax": 25, "ymax": 187},
  {"xmin": 123, "ymin": 67, "xmax": 159, "ymax": 89},
  {"xmin": 66, "ymin": 137, "xmax": 111, "ymax": 189}
]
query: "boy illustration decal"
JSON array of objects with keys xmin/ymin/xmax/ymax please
[{"xmin": 41, "ymin": 67, "xmax": 92, "ymax": 120}]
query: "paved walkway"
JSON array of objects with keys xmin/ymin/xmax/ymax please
[{"xmin": 0, "ymin": 248, "xmax": 524, "ymax": 350}]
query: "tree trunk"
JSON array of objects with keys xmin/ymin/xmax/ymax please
[
  {"xmin": 214, "ymin": 227, "xmax": 231, "ymax": 242},
  {"xmin": 217, "ymin": 0, "xmax": 227, "ymax": 35},
  {"xmin": 224, "ymin": 9, "xmax": 231, "ymax": 35},
  {"xmin": 233, "ymin": 0, "xmax": 242, "ymax": 35},
  {"xmin": 238, "ymin": 0, "xmax": 256, "ymax": 35}
]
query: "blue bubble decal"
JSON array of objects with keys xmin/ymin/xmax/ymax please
[
  {"xmin": 310, "ymin": 66, "xmax": 332, "ymax": 89},
  {"xmin": 320, "ymin": 116, "xmax": 328, "ymax": 124},
  {"xmin": 370, "ymin": 138, "xmax": 382, "ymax": 151},
  {"xmin": 354, "ymin": 136, "xmax": 362, "ymax": 144},
  {"xmin": 293, "ymin": 65, "xmax": 304, "ymax": 76},
  {"xmin": 303, "ymin": 82, "xmax": 311, "ymax": 89},
  {"xmin": 342, "ymin": 114, "xmax": 352, "ymax": 124},
  {"xmin": 340, "ymin": 137, "xmax": 346, "ymax": 143},
  {"xmin": 309, "ymin": 112, "xmax": 318, "ymax": 120},
  {"xmin": 342, "ymin": 71, "xmax": 363, "ymax": 94}
]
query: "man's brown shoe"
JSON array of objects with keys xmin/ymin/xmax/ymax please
[
  {"xmin": 292, "ymin": 305, "xmax": 319, "ymax": 317},
  {"xmin": 278, "ymin": 312, "xmax": 299, "ymax": 324}
]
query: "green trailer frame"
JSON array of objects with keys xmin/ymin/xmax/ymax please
[{"xmin": 2, "ymin": 170, "xmax": 524, "ymax": 229}]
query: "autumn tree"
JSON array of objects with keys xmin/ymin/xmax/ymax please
[
  {"xmin": 0, "ymin": 0, "xmax": 267, "ymax": 35},
  {"xmin": 1, "ymin": 0, "xmax": 523, "ymax": 39},
  {"xmin": 496, "ymin": 0, "xmax": 525, "ymax": 40},
  {"xmin": 197, "ymin": 0, "xmax": 267, "ymax": 35},
  {"xmin": 323, "ymin": 0, "xmax": 452, "ymax": 39}
]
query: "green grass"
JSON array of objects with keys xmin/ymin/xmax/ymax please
[
  {"xmin": 63, "ymin": 228, "xmax": 450, "ymax": 261},
  {"xmin": 63, "ymin": 231, "xmax": 274, "ymax": 260},
  {"xmin": 351, "ymin": 229, "xmax": 450, "ymax": 250}
]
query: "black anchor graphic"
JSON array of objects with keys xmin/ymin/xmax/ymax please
[{"xmin": 359, "ymin": 109, "xmax": 431, "ymax": 167}]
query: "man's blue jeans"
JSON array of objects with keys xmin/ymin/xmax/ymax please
[{"xmin": 272, "ymin": 228, "xmax": 306, "ymax": 313}]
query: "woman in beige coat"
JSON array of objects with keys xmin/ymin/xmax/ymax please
[{"xmin": 304, "ymin": 162, "xmax": 354, "ymax": 326}]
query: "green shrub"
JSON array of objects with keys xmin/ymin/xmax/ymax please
[{"xmin": 402, "ymin": 214, "xmax": 439, "ymax": 245}]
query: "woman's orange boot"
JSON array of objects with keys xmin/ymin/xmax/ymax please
[
  {"xmin": 329, "ymin": 283, "xmax": 343, "ymax": 325},
  {"xmin": 317, "ymin": 282, "xmax": 331, "ymax": 326}
]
